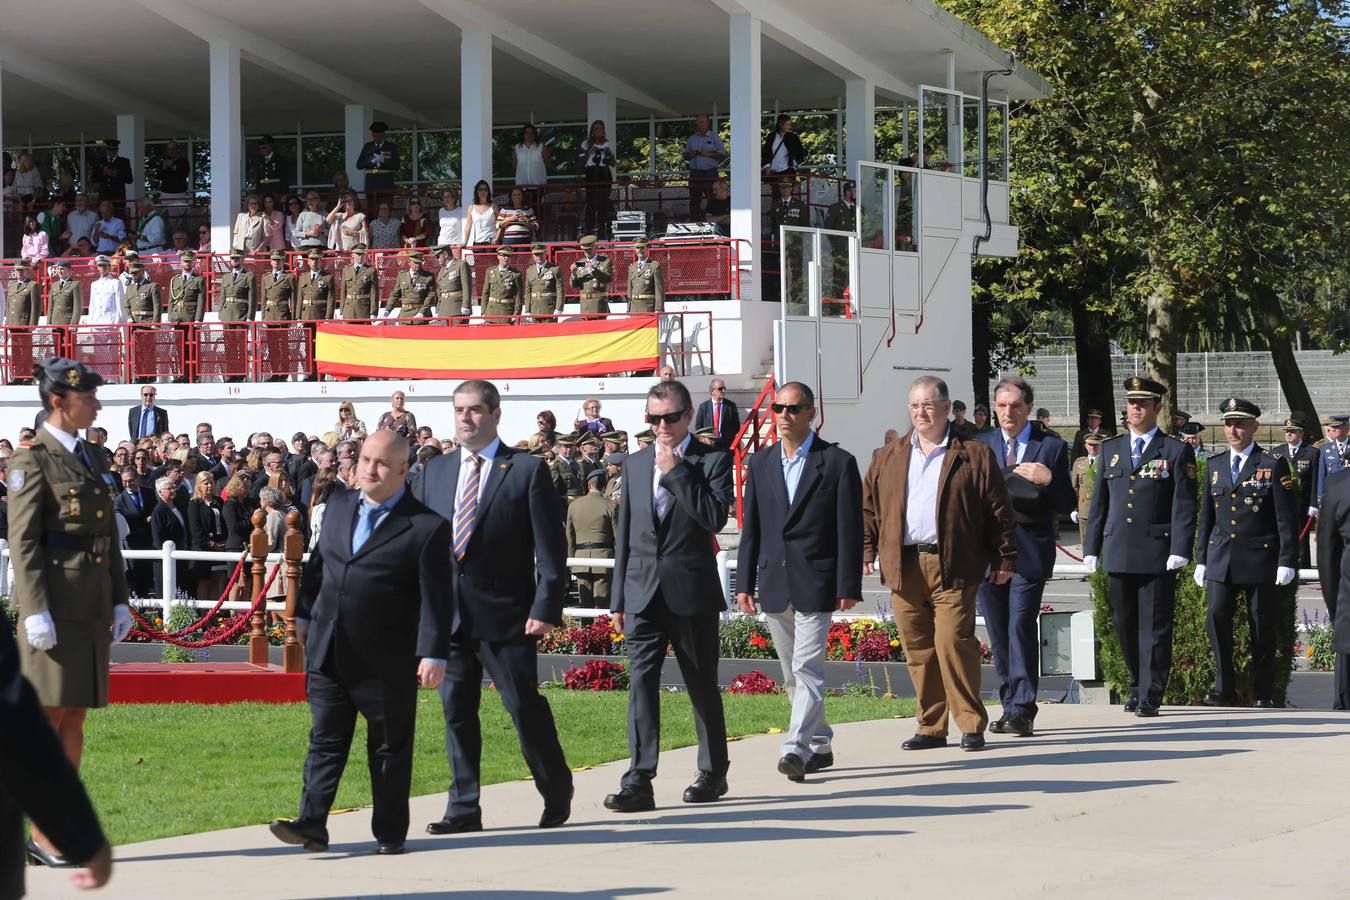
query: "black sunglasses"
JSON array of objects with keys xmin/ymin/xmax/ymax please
[
  {"xmin": 771, "ymin": 403, "xmax": 809, "ymax": 415},
  {"xmin": 645, "ymin": 410, "xmax": 687, "ymax": 426}
]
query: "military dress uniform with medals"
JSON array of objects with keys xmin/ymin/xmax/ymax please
[
  {"xmin": 1072, "ymin": 434, "xmax": 1102, "ymax": 546},
  {"xmin": 216, "ymin": 253, "xmax": 255, "ymax": 382},
  {"xmin": 297, "ymin": 255, "xmax": 336, "ymax": 321},
  {"xmin": 168, "ymin": 254, "xmax": 206, "ymax": 379},
  {"xmin": 480, "ymin": 249, "xmax": 522, "ymax": 322},
  {"xmin": 570, "ymin": 236, "xmax": 613, "ymax": 315},
  {"xmin": 123, "ymin": 267, "xmax": 161, "ymax": 323},
  {"xmin": 1195, "ymin": 398, "xmax": 1299, "ymax": 706},
  {"xmin": 340, "ymin": 249, "xmax": 379, "ymax": 321},
  {"xmin": 524, "ymin": 244, "xmax": 562, "ymax": 321},
  {"xmin": 626, "ymin": 240, "xmax": 665, "ymax": 314},
  {"xmin": 433, "ymin": 250, "xmax": 472, "ymax": 324},
  {"xmin": 1268, "ymin": 415, "xmax": 1319, "ymax": 568},
  {"xmin": 1313, "ymin": 414, "xmax": 1349, "ymax": 509},
  {"xmin": 388, "ymin": 253, "xmax": 435, "ymax": 322},
  {"xmin": 262, "ymin": 253, "xmax": 296, "ymax": 321},
  {"xmin": 550, "ymin": 439, "xmax": 587, "ymax": 507},
  {"xmin": 47, "ymin": 274, "xmax": 84, "ymax": 327},
  {"xmin": 1083, "ymin": 377, "xmax": 1198, "ymax": 714}
]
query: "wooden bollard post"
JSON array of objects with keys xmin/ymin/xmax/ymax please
[
  {"xmin": 282, "ymin": 510, "xmax": 305, "ymax": 673},
  {"xmin": 248, "ymin": 508, "xmax": 271, "ymax": 666}
]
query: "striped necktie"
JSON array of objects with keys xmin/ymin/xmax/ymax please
[{"xmin": 453, "ymin": 454, "xmax": 483, "ymax": 561}]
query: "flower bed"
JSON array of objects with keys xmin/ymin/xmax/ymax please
[
  {"xmin": 562, "ymin": 658, "xmax": 630, "ymax": 691},
  {"xmin": 727, "ymin": 670, "xmax": 779, "ymax": 694}
]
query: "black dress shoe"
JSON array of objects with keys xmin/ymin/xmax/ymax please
[
  {"xmin": 988, "ymin": 713, "xmax": 1009, "ymax": 734},
  {"xmin": 26, "ymin": 838, "xmax": 74, "ymax": 868},
  {"xmin": 778, "ymin": 754, "xmax": 807, "ymax": 782},
  {"xmin": 901, "ymin": 733, "xmax": 948, "ymax": 751},
  {"xmin": 269, "ymin": 818, "xmax": 329, "ymax": 852},
  {"xmin": 682, "ymin": 772, "xmax": 729, "ymax": 803},
  {"xmin": 960, "ymin": 732, "xmax": 986, "ymax": 751},
  {"xmin": 425, "ymin": 817, "xmax": 482, "ymax": 835},
  {"xmin": 376, "ymin": 841, "xmax": 405, "ymax": 855},
  {"xmin": 604, "ymin": 787, "xmax": 656, "ymax": 813},
  {"xmin": 1254, "ymin": 699, "xmax": 1277, "ymax": 709},
  {"xmin": 1135, "ymin": 701, "xmax": 1160, "ymax": 718},
  {"xmin": 804, "ymin": 751, "xmax": 834, "ymax": 773},
  {"xmin": 1123, "ymin": 698, "xmax": 1140, "ymax": 713},
  {"xmin": 1004, "ymin": 713, "xmax": 1035, "ymax": 737},
  {"xmin": 1202, "ymin": 691, "xmax": 1238, "ymax": 707},
  {"xmin": 539, "ymin": 787, "xmax": 573, "ymax": 828}
]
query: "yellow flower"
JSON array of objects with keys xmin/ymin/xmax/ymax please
[{"xmin": 889, "ymin": 639, "xmax": 900, "ymax": 647}]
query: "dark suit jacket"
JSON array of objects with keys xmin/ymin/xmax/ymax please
[
  {"xmin": 1198, "ymin": 447, "xmax": 1298, "ymax": 583},
  {"xmin": 976, "ymin": 425, "xmax": 1075, "ymax": 581},
  {"xmin": 414, "ymin": 444, "xmax": 568, "ymax": 642},
  {"xmin": 735, "ymin": 434, "xmax": 862, "ymax": 613},
  {"xmin": 1316, "ymin": 469, "xmax": 1350, "ymax": 651},
  {"xmin": 187, "ymin": 497, "xmax": 225, "ymax": 550},
  {"xmin": 114, "ymin": 487, "xmax": 157, "ymax": 548},
  {"xmin": 1083, "ymin": 430, "xmax": 1198, "ymax": 574},
  {"xmin": 189, "ymin": 451, "xmax": 227, "ymax": 482},
  {"xmin": 150, "ymin": 499, "xmax": 187, "ymax": 549},
  {"xmin": 694, "ymin": 398, "xmax": 741, "ymax": 450},
  {"xmin": 128, "ymin": 404, "xmax": 169, "ymax": 440},
  {"xmin": 222, "ymin": 497, "xmax": 253, "ymax": 552},
  {"xmin": 612, "ymin": 439, "xmax": 732, "ymax": 617},
  {"xmin": 297, "ymin": 488, "xmax": 453, "ymax": 677}
]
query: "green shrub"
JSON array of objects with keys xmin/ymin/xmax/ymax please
[
  {"xmin": 159, "ymin": 603, "xmax": 200, "ymax": 664},
  {"xmin": 718, "ymin": 614, "xmax": 777, "ymax": 660},
  {"xmin": 1300, "ymin": 611, "xmax": 1337, "ymax": 672},
  {"xmin": 0, "ymin": 595, "xmax": 15, "ymax": 635}
]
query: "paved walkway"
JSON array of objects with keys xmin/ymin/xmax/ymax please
[{"xmin": 29, "ymin": 705, "xmax": 1350, "ymax": 899}]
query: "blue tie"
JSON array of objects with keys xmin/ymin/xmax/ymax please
[
  {"xmin": 1132, "ymin": 437, "xmax": 1144, "ymax": 469},
  {"xmin": 1232, "ymin": 454, "xmax": 1242, "ymax": 484},
  {"xmin": 141, "ymin": 406, "xmax": 152, "ymax": 438},
  {"xmin": 352, "ymin": 501, "xmax": 380, "ymax": 554}
]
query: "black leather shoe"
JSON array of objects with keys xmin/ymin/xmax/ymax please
[
  {"xmin": 1123, "ymin": 698, "xmax": 1140, "ymax": 713},
  {"xmin": 1254, "ymin": 699, "xmax": 1277, "ymax": 709},
  {"xmin": 988, "ymin": 713, "xmax": 1009, "ymax": 734},
  {"xmin": 604, "ymin": 787, "xmax": 656, "ymax": 813},
  {"xmin": 376, "ymin": 841, "xmax": 405, "ymax": 855},
  {"xmin": 778, "ymin": 754, "xmax": 807, "ymax": 782},
  {"xmin": 960, "ymin": 732, "xmax": 986, "ymax": 751},
  {"xmin": 269, "ymin": 818, "xmax": 329, "ymax": 852},
  {"xmin": 425, "ymin": 817, "xmax": 482, "ymax": 835},
  {"xmin": 1135, "ymin": 701, "xmax": 1160, "ymax": 718},
  {"xmin": 539, "ymin": 787, "xmax": 573, "ymax": 828},
  {"xmin": 901, "ymin": 733, "xmax": 947, "ymax": 751},
  {"xmin": 682, "ymin": 772, "xmax": 729, "ymax": 803},
  {"xmin": 26, "ymin": 838, "xmax": 74, "ymax": 868},
  {"xmin": 804, "ymin": 751, "xmax": 834, "ymax": 773},
  {"xmin": 1004, "ymin": 713, "xmax": 1035, "ymax": 737},
  {"xmin": 1202, "ymin": 691, "xmax": 1238, "ymax": 707}
]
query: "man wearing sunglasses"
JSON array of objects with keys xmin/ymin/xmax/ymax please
[
  {"xmin": 606, "ymin": 380, "xmax": 733, "ymax": 812},
  {"xmin": 128, "ymin": 387, "xmax": 168, "ymax": 441},
  {"xmin": 694, "ymin": 379, "xmax": 740, "ymax": 451},
  {"xmin": 734, "ymin": 382, "xmax": 862, "ymax": 781}
]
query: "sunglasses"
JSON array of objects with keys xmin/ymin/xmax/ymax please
[
  {"xmin": 645, "ymin": 410, "xmax": 687, "ymax": 426},
  {"xmin": 771, "ymin": 403, "xmax": 809, "ymax": 415}
]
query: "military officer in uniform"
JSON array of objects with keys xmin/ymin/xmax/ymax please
[
  {"xmin": 578, "ymin": 431, "xmax": 603, "ymax": 474},
  {"xmin": 550, "ymin": 434, "xmax": 586, "ymax": 506},
  {"xmin": 10, "ymin": 357, "xmax": 131, "ymax": 867},
  {"xmin": 355, "ymin": 121, "xmax": 399, "ymax": 200},
  {"xmin": 1313, "ymin": 414, "xmax": 1349, "ymax": 511},
  {"xmin": 601, "ymin": 430, "xmax": 626, "ymax": 457},
  {"xmin": 567, "ymin": 468, "xmax": 618, "ymax": 607},
  {"xmin": 626, "ymin": 237, "xmax": 665, "ymax": 314},
  {"xmin": 602, "ymin": 452, "xmax": 625, "ymax": 503},
  {"xmin": 1071, "ymin": 407, "xmax": 1114, "ymax": 459},
  {"xmin": 218, "ymin": 250, "xmax": 255, "ymax": 323},
  {"xmin": 297, "ymin": 250, "xmax": 335, "ymax": 321},
  {"xmin": 480, "ymin": 246, "xmax": 523, "ymax": 323},
  {"xmin": 769, "ymin": 176, "xmax": 809, "ymax": 231},
  {"xmin": 433, "ymin": 244, "xmax": 472, "ymax": 324},
  {"xmin": 388, "ymin": 251, "xmax": 435, "ymax": 322},
  {"xmin": 5, "ymin": 259, "xmax": 42, "ymax": 384},
  {"xmin": 47, "ymin": 259, "xmax": 84, "ymax": 328},
  {"xmin": 1083, "ymin": 376, "xmax": 1197, "ymax": 717},
  {"xmin": 634, "ymin": 428, "xmax": 655, "ymax": 450},
  {"xmin": 340, "ymin": 244, "xmax": 379, "ymax": 321},
  {"xmin": 167, "ymin": 251, "xmax": 206, "ymax": 380},
  {"xmin": 1070, "ymin": 433, "xmax": 1102, "ymax": 547},
  {"xmin": 252, "ymin": 134, "xmax": 289, "ymax": 195},
  {"xmin": 123, "ymin": 261, "xmax": 160, "ymax": 323},
  {"xmin": 1269, "ymin": 414, "xmax": 1319, "ymax": 568},
  {"xmin": 1193, "ymin": 398, "xmax": 1299, "ymax": 707},
  {"xmin": 823, "ymin": 179, "xmax": 857, "ymax": 231},
  {"xmin": 262, "ymin": 249, "xmax": 296, "ymax": 321},
  {"xmin": 1179, "ymin": 421, "xmax": 1207, "ymax": 460},
  {"xmin": 570, "ymin": 234, "xmax": 613, "ymax": 316},
  {"xmin": 524, "ymin": 242, "xmax": 562, "ymax": 322}
]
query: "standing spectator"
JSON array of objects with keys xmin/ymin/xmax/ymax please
[
  {"xmin": 294, "ymin": 192, "xmax": 327, "ymax": 252},
  {"xmin": 187, "ymin": 471, "xmax": 227, "ymax": 605},
  {"xmin": 151, "ymin": 475, "xmax": 190, "ymax": 597},
  {"xmin": 284, "ymin": 194, "xmax": 305, "ymax": 249},
  {"xmin": 513, "ymin": 124, "xmax": 551, "ymax": 194},
  {"xmin": 694, "ymin": 379, "xmax": 740, "ymax": 451},
  {"xmin": 129, "ymin": 386, "xmax": 169, "ymax": 441},
  {"xmin": 259, "ymin": 486, "xmax": 288, "ymax": 622},
  {"xmin": 495, "ymin": 187, "xmax": 538, "ymax": 246},
  {"xmin": 305, "ymin": 469, "xmax": 338, "ymax": 552},
  {"xmin": 400, "ymin": 197, "xmax": 434, "ymax": 249},
  {"xmin": 90, "ymin": 202, "xmax": 126, "ymax": 254},
  {"xmin": 232, "ymin": 194, "xmax": 269, "ymax": 253},
  {"xmin": 252, "ymin": 135, "xmax": 289, "ymax": 196},
  {"xmin": 376, "ymin": 391, "xmax": 418, "ymax": 443},
  {"xmin": 862, "ymin": 375, "xmax": 1016, "ymax": 751},
  {"xmin": 20, "ymin": 214, "xmax": 49, "ymax": 264},
  {"xmin": 355, "ymin": 120, "xmax": 399, "ymax": 199},
  {"xmin": 11, "ymin": 152, "xmax": 47, "ymax": 208},
  {"xmin": 334, "ymin": 401, "xmax": 368, "ymax": 442},
  {"xmin": 64, "ymin": 193, "xmax": 98, "ymax": 248},
  {"xmin": 37, "ymin": 198, "xmax": 66, "ymax": 254},
  {"xmin": 94, "ymin": 139, "xmax": 133, "ymax": 201},
  {"xmin": 115, "ymin": 467, "xmax": 156, "ymax": 598},
  {"xmin": 261, "ymin": 193, "xmax": 287, "ymax": 251},
  {"xmin": 703, "ymin": 179, "xmax": 731, "ymax": 234},
  {"xmin": 529, "ymin": 411, "xmax": 559, "ymax": 449},
  {"xmin": 157, "ymin": 139, "xmax": 190, "ymax": 200},
  {"xmin": 465, "ymin": 180, "xmax": 498, "ymax": 258},
  {"xmin": 436, "ymin": 187, "xmax": 467, "ymax": 248},
  {"xmin": 578, "ymin": 120, "xmax": 616, "ymax": 239},
  {"xmin": 196, "ymin": 224, "xmax": 213, "ymax": 252},
  {"xmin": 131, "ymin": 197, "xmax": 167, "ymax": 254},
  {"xmin": 85, "ymin": 256, "xmax": 127, "ymax": 325},
  {"xmin": 369, "ymin": 201, "xmax": 402, "ymax": 250},
  {"xmin": 221, "ymin": 473, "xmax": 253, "ymax": 607},
  {"xmin": 684, "ymin": 113, "xmax": 727, "ymax": 219},
  {"xmin": 567, "ymin": 469, "xmax": 618, "ymax": 607},
  {"xmin": 761, "ymin": 114, "xmax": 806, "ymax": 179},
  {"xmin": 326, "ymin": 192, "xmax": 368, "ymax": 250}
]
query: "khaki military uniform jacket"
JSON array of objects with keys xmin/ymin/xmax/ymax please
[
  {"xmin": 626, "ymin": 259, "xmax": 665, "ymax": 313},
  {"xmin": 603, "ymin": 474, "xmax": 623, "ymax": 504},
  {"xmin": 435, "ymin": 260, "xmax": 472, "ymax": 322},
  {"xmin": 168, "ymin": 272, "xmax": 206, "ymax": 322},
  {"xmin": 567, "ymin": 490, "xmax": 618, "ymax": 575},
  {"xmin": 1072, "ymin": 455, "xmax": 1097, "ymax": 543},
  {"xmin": 47, "ymin": 278, "xmax": 83, "ymax": 326},
  {"xmin": 10, "ymin": 427, "xmax": 129, "ymax": 708},
  {"xmin": 297, "ymin": 270, "xmax": 335, "ymax": 321},
  {"xmin": 481, "ymin": 265, "xmax": 522, "ymax": 320},
  {"xmin": 551, "ymin": 456, "xmax": 587, "ymax": 506},
  {"xmin": 524, "ymin": 262, "xmax": 562, "ymax": 316},
  {"xmin": 217, "ymin": 269, "xmax": 255, "ymax": 322},
  {"xmin": 570, "ymin": 255, "xmax": 612, "ymax": 314},
  {"xmin": 124, "ymin": 279, "xmax": 162, "ymax": 323},
  {"xmin": 261, "ymin": 270, "xmax": 295, "ymax": 321},
  {"xmin": 340, "ymin": 263, "xmax": 379, "ymax": 320},
  {"xmin": 5, "ymin": 279, "xmax": 41, "ymax": 327},
  {"xmin": 389, "ymin": 269, "xmax": 435, "ymax": 319}
]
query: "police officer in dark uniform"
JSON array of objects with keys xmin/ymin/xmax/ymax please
[
  {"xmin": 1193, "ymin": 398, "xmax": 1299, "ymax": 707},
  {"xmin": 93, "ymin": 138, "xmax": 132, "ymax": 202},
  {"xmin": 9, "ymin": 357, "xmax": 130, "ymax": 868},
  {"xmin": 252, "ymin": 134, "xmax": 289, "ymax": 196},
  {"xmin": 1083, "ymin": 376, "xmax": 1197, "ymax": 716},
  {"xmin": 1268, "ymin": 413, "xmax": 1318, "ymax": 568},
  {"xmin": 355, "ymin": 121, "xmax": 399, "ymax": 198}
]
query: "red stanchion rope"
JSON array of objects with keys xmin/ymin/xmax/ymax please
[
  {"xmin": 127, "ymin": 556, "xmax": 283, "ymax": 648},
  {"xmin": 131, "ymin": 554, "xmax": 247, "ymax": 637},
  {"xmin": 1056, "ymin": 544, "xmax": 1085, "ymax": 563}
]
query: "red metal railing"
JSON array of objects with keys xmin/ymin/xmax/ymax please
[{"xmin": 733, "ymin": 375, "xmax": 778, "ymax": 526}]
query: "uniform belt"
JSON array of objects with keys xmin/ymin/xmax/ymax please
[
  {"xmin": 630, "ymin": 294, "xmax": 656, "ymax": 300},
  {"xmin": 366, "ymin": 169, "xmax": 389, "ymax": 174},
  {"xmin": 903, "ymin": 542, "xmax": 939, "ymax": 555},
  {"xmin": 259, "ymin": 178, "xmax": 281, "ymax": 184},
  {"xmin": 581, "ymin": 291, "xmax": 607, "ymax": 298},
  {"xmin": 573, "ymin": 542, "xmax": 612, "ymax": 551},
  {"xmin": 43, "ymin": 532, "xmax": 110, "ymax": 553}
]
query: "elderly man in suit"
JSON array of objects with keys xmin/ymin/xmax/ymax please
[
  {"xmin": 416, "ymin": 380, "xmax": 574, "ymax": 834},
  {"xmin": 1316, "ymin": 453, "xmax": 1350, "ymax": 710},
  {"xmin": 605, "ymin": 380, "xmax": 733, "ymax": 812},
  {"xmin": 977, "ymin": 377, "xmax": 1075, "ymax": 737},
  {"xmin": 270, "ymin": 430, "xmax": 452, "ymax": 856},
  {"xmin": 735, "ymin": 381, "xmax": 862, "ymax": 780},
  {"xmin": 863, "ymin": 375, "xmax": 1017, "ymax": 751},
  {"xmin": 128, "ymin": 386, "xmax": 168, "ymax": 441},
  {"xmin": 694, "ymin": 379, "xmax": 740, "ymax": 451}
]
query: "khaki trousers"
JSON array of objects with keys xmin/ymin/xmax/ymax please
[{"xmin": 894, "ymin": 550, "xmax": 988, "ymax": 736}]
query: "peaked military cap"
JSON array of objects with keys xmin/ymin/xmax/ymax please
[
  {"xmin": 1086, "ymin": 408, "xmax": 1104, "ymax": 418},
  {"xmin": 634, "ymin": 428, "xmax": 655, "ymax": 442},
  {"xmin": 94, "ymin": 255, "xmax": 112, "ymax": 265},
  {"xmin": 306, "ymin": 249, "xmax": 324, "ymax": 261},
  {"xmin": 128, "ymin": 261, "xmax": 145, "ymax": 272},
  {"xmin": 405, "ymin": 250, "xmax": 424, "ymax": 262},
  {"xmin": 1084, "ymin": 433, "xmax": 1105, "ymax": 446},
  {"xmin": 632, "ymin": 237, "xmax": 650, "ymax": 249},
  {"xmin": 259, "ymin": 134, "xmax": 276, "ymax": 144},
  {"xmin": 269, "ymin": 250, "xmax": 287, "ymax": 262},
  {"xmin": 496, "ymin": 245, "xmax": 513, "ymax": 256},
  {"xmin": 579, "ymin": 432, "xmax": 601, "ymax": 447},
  {"xmin": 102, "ymin": 138, "xmax": 120, "ymax": 148},
  {"xmin": 369, "ymin": 121, "xmax": 388, "ymax": 133},
  {"xmin": 351, "ymin": 243, "xmax": 368, "ymax": 254},
  {"xmin": 695, "ymin": 426, "xmax": 716, "ymax": 438},
  {"xmin": 229, "ymin": 250, "xmax": 245, "ymax": 260},
  {"xmin": 1218, "ymin": 398, "xmax": 1259, "ymax": 421},
  {"xmin": 36, "ymin": 356, "xmax": 104, "ymax": 393},
  {"xmin": 178, "ymin": 250, "xmax": 196, "ymax": 262},
  {"xmin": 1323, "ymin": 414, "xmax": 1349, "ymax": 427},
  {"xmin": 555, "ymin": 433, "xmax": 578, "ymax": 446},
  {"xmin": 1283, "ymin": 417, "xmax": 1305, "ymax": 431},
  {"xmin": 12, "ymin": 259, "xmax": 30, "ymax": 270},
  {"xmin": 1180, "ymin": 422, "xmax": 1205, "ymax": 435},
  {"xmin": 1123, "ymin": 376, "xmax": 1166, "ymax": 399},
  {"xmin": 531, "ymin": 242, "xmax": 547, "ymax": 253},
  {"xmin": 578, "ymin": 234, "xmax": 598, "ymax": 248}
]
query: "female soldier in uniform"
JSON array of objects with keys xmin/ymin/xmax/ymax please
[{"xmin": 9, "ymin": 357, "xmax": 131, "ymax": 868}]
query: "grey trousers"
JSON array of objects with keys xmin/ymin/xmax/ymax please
[{"xmin": 764, "ymin": 606, "xmax": 833, "ymax": 760}]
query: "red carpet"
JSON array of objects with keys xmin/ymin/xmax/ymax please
[{"xmin": 109, "ymin": 663, "xmax": 307, "ymax": 704}]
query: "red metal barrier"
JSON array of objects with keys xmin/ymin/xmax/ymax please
[
  {"xmin": 551, "ymin": 241, "xmax": 736, "ymax": 299},
  {"xmin": 68, "ymin": 325, "xmax": 130, "ymax": 382}
]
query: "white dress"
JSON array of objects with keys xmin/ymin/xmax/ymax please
[
  {"xmin": 437, "ymin": 206, "xmax": 466, "ymax": 246},
  {"xmin": 514, "ymin": 143, "xmax": 547, "ymax": 186}
]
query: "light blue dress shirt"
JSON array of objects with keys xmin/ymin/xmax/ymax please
[
  {"xmin": 904, "ymin": 428, "xmax": 949, "ymax": 545},
  {"xmin": 999, "ymin": 421, "xmax": 1033, "ymax": 465},
  {"xmin": 781, "ymin": 431, "xmax": 815, "ymax": 504}
]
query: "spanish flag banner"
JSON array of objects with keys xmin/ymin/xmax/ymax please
[{"xmin": 314, "ymin": 315, "xmax": 660, "ymax": 379}]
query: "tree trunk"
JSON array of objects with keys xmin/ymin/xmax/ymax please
[
  {"xmin": 1144, "ymin": 258, "xmax": 1179, "ymax": 424},
  {"xmin": 1253, "ymin": 284, "xmax": 1322, "ymax": 442},
  {"xmin": 1070, "ymin": 292, "xmax": 1115, "ymax": 429},
  {"xmin": 971, "ymin": 300, "xmax": 992, "ymax": 410}
]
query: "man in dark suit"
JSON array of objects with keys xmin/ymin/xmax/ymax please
[
  {"xmin": 188, "ymin": 433, "xmax": 227, "ymax": 482},
  {"xmin": 414, "ymin": 380, "xmax": 573, "ymax": 834},
  {"xmin": 1268, "ymin": 414, "xmax": 1318, "ymax": 568},
  {"xmin": 128, "ymin": 386, "xmax": 169, "ymax": 441},
  {"xmin": 114, "ymin": 468, "xmax": 157, "ymax": 597},
  {"xmin": 978, "ymin": 377, "xmax": 1075, "ymax": 736},
  {"xmin": 270, "ymin": 430, "xmax": 452, "ymax": 856},
  {"xmin": 1315, "ymin": 459, "xmax": 1350, "ymax": 710},
  {"xmin": 1195, "ymin": 399, "xmax": 1299, "ymax": 707},
  {"xmin": 1084, "ymin": 376, "xmax": 1198, "ymax": 716},
  {"xmin": 735, "ymin": 381, "xmax": 861, "ymax": 781},
  {"xmin": 605, "ymin": 380, "xmax": 733, "ymax": 812},
  {"xmin": 694, "ymin": 379, "xmax": 741, "ymax": 451}
]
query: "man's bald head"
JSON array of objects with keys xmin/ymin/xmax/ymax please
[{"xmin": 356, "ymin": 430, "xmax": 409, "ymax": 502}]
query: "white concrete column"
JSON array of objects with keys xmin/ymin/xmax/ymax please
[
  {"xmin": 208, "ymin": 39, "xmax": 242, "ymax": 254},
  {"xmin": 344, "ymin": 103, "xmax": 372, "ymax": 194},
  {"xmin": 729, "ymin": 13, "xmax": 762, "ymax": 300},
  {"xmin": 845, "ymin": 79, "xmax": 875, "ymax": 180},
  {"xmin": 586, "ymin": 92, "xmax": 616, "ymax": 148},
  {"xmin": 116, "ymin": 113, "xmax": 146, "ymax": 201},
  {"xmin": 460, "ymin": 30, "xmax": 492, "ymax": 193}
]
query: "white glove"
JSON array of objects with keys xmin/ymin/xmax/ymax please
[
  {"xmin": 1193, "ymin": 564, "xmax": 1207, "ymax": 587},
  {"xmin": 1083, "ymin": 555, "xmax": 1098, "ymax": 572},
  {"xmin": 1166, "ymin": 555, "xmax": 1188, "ymax": 571},
  {"xmin": 23, "ymin": 612, "xmax": 57, "ymax": 651},
  {"xmin": 1070, "ymin": 510, "xmax": 1079, "ymax": 524},
  {"xmin": 1309, "ymin": 506, "xmax": 1319, "ymax": 518},
  {"xmin": 112, "ymin": 604, "xmax": 133, "ymax": 643},
  {"xmin": 1276, "ymin": 566, "xmax": 1296, "ymax": 586}
]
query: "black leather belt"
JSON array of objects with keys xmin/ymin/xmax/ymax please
[
  {"xmin": 573, "ymin": 543, "xmax": 612, "ymax": 551},
  {"xmin": 903, "ymin": 542, "xmax": 939, "ymax": 555}
]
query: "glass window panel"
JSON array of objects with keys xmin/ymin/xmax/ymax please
[
  {"xmin": 962, "ymin": 96, "xmax": 982, "ymax": 178},
  {"xmin": 858, "ymin": 164, "xmax": 888, "ymax": 251},
  {"xmin": 920, "ymin": 89, "xmax": 960, "ymax": 173},
  {"xmin": 298, "ymin": 135, "xmax": 344, "ymax": 192},
  {"xmin": 986, "ymin": 102, "xmax": 1009, "ymax": 181},
  {"xmin": 821, "ymin": 232, "xmax": 853, "ymax": 318},
  {"xmin": 781, "ymin": 229, "xmax": 813, "ymax": 317},
  {"xmin": 895, "ymin": 171, "xmax": 917, "ymax": 253}
]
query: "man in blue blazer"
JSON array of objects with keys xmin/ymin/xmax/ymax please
[
  {"xmin": 977, "ymin": 377, "xmax": 1074, "ymax": 736},
  {"xmin": 414, "ymin": 380, "xmax": 574, "ymax": 834},
  {"xmin": 735, "ymin": 381, "xmax": 862, "ymax": 780}
]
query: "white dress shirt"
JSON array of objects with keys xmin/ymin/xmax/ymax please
[
  {"xmin": 42, "ymin": 421, "xmax": 80, "ymax": 456},
  {"xmin": 653, "ymin": 433, "xmax": 694, "ymax": 519},
  {"xmin": 87, "ymin": 276, "xmax": 127, "ymax": 324},
  {"xmin": 1229, "ymin": 442, "xmax": 1253, "ymax": 480},
  {"xmin": 904, "ymin": 428, "xmax": 948, "ymax": 545},
  {"xmin": 1127, "ymin": 426, "xmax": 1161, "ymax": 463},
  {"xmin": 455, "ymin": 437, "xmax": 501, "ymax": 510}
]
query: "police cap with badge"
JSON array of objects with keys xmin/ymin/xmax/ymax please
[
  {"xmin": 1124, "ymin": 376, "xmax": 1166, "ymax": 400},
  {"xmin": 1218, "ymin": 397, "xmax": 1259, "ymax": 421}
]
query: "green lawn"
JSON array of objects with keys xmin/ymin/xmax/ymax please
[{"xmin": 81, "ymin": 689, "xmax": 915, "ymax": 845}]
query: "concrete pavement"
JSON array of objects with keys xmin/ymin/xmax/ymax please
[{"xmin": 28, "ymin": 704, "xmax": 1350, "ymax": 899}]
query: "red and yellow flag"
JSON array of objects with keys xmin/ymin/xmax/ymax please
[{"xmin": 314, "ymin": 315, "xmax": 659, "ymax": 379}]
